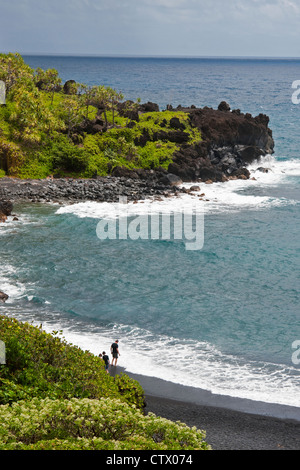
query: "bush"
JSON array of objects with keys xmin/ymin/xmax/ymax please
[
  {"xmin": 49, "ymin": 135, "xmax": 89, "ymax": 172},
  {"xmin": 0, "ymin": 138, "xmax": 25, "ymax": 176},
  {"xmin": 0, "ymin": 397, "xmax": 210, "ymax": 450},
  {"xmin": 136, "ymin": 110, "xmax": 200, "ymax": 143},
  {"xmin": 137, "ymin": 141, "xmax": 177, "ymax": 169},
  {"xmin": 17, "ymin": 158, "xmax": 52, "ymax": 179},
  {"xmin": 0, "ymin": 316, "xmax": 144, "ymax": 408},
  {"xmin": 0, "ymin": 316, "xmax": 211, "ymax": 450}
]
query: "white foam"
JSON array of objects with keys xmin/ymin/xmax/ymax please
[
  {"xmin": 17, "ymin": 316, "xmax": 300, "ymax": 409},
  {"xmin": 247, "ymin": 155, "xmax": 300, "ymax": 181},
  {"xmin": 55, "ymin": 156, "xmax": 299, "ymax": 221},
  {"xmin": 2, "ymin": 156, "xmax": 299, "ymax": 408},
  {"xmin": 0, "ymin": 265, "xmax": 27, "ymax": 301}
]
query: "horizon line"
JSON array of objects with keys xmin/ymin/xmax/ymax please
[{"xmin": 3, "ymin": 51, "xmax": 300, "ymax": 60}]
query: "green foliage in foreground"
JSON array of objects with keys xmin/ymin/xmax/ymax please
[
  {"xmin": 0, "ymin": 316, "xmax": 210, "ymax": 450},
  {"xmin": 0, "ymin": 53, "xmax": 201, "ymax": 179},
  {"xmin": 0, "ymin": 315, "xmax": 144, "ymax": 408},
  {"xmin": 0, "ymin": 397, "xmax": 210, "ymax": 450}
]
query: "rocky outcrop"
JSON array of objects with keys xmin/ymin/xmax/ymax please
[
  {"xmin": 0, "ymin": 291, "xmax": 8, "ymax": 302},
  {"xmin": 0, "ymin": 101, "xmax": 275, "ymax": 202},
  {"xmin": 0, "ymin": 200, "xmax": 13, "ymax": 222},
  {"xmin": 66, "ymin": 98, "xmax": 273, "ymax": 184},
  {"xmin": 168, "ymin": 102, "xmax": 274, "ymax": 182},
  {"xmin": 116, "ymin": 100, "xmax": 274, "ymax": 183}
]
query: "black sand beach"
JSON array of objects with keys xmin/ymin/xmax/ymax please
[
  {"xmin": 145, "ymin": 395, "xmax": 300, "ymax": 451},
  {"xmin": 110, "ymin": 367, "xmax": 300, "ymax": 450}
]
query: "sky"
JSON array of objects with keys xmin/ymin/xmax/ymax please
[{"xmin": 1, "ymin": 0, "xmax": 300, "ymax": 57}]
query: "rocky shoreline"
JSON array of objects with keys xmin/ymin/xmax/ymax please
[
  {"xmin": 166, "ymin": 101, "xmax": 274, "ymax": 182},
  {"xmin": 61, "ymin": 99, "xmax": 275, "ymax": 185},
  {"xmin": 0, "ymin": 100, "xmax": 274, "ymax": 213},
  {"xmin": 0, "ymin": 172, "xmax": 187, "ymax": 205}
]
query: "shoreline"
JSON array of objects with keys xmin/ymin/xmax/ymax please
[
  {"xmin": 2, "ymin": 178, "xmax": 299, "ymax": 450},
  {"xmin": 110, "ymin": 366, "xmax": 300, "ymax": 450},
  {"xmin": 0, "ymin": 175, "xmax": 187, "ymax": 205}
]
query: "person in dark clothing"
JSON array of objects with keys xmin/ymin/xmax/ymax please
[
  {"xmin": 110, "ymin": 340, "xmax": 120, "ymax": 366},
  {"xmin": 102, "ymin": 351, "xmax": 110, "ymax": 373}
]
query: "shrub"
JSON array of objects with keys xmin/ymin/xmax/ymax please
[
  {"xmin": 46, "ymin": 135, "xmax": 89, "ymax": 173},
  {"xmin": 0, "ymin": 316, "xmax": 143, "ymax": 407},
  {"xmin": 17, "ymin": 156, "xmax": 52, "ymax": 179},
  {"xmin": 0, "ymin": 397, "xmax": 210, "ymax": 450},
  {"xmin": 137, "ymin": 141, "xmax": 177, "ymax": 169},
  {"xmin": 0, "ymin": 316, "xmax": 211, "ymax": 450},
  {"xmin": 0, "ymin": 138, "xmax": 25, "ymax": 176}
]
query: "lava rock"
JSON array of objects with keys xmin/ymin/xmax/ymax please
[
  {"xmin": 218, "ymin": 101, "xmax": 231, "ymax": 112},
  {"xmin": 160, "ymin": 173, "xmax": 183, "ymax": 187},
  {"xmin": 0, "ymin": 291, "xmax": 8, "ymax": 302}
]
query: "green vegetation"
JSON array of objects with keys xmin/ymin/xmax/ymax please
[
  {"xmin": 0, "ymin": 53, "xmax": 201, "ymax": 179},
  {"xmin": 0, "ymin": 55, "xmax": 209, "ymax": 450},
  {"xmin": 0, "ymin": 397, "xmax": 209, "ymax": 450},
  {"xmin": 0, "ymin": 316, "xmax": 144, "ymax": 407},
  {"xmin": 0, "ymin": 315, "xmax": 210, "ymax": 450}
]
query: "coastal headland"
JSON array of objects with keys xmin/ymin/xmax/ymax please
[
  {"xmin": 0, "ymin": 53, "xmax": 274, "ymax": 204},
  {"xmin": 3, "ymin": 54, "xmax": 298, "ymax": 451},
  {"xmin": 0, "ymin": 100, "xmax": 274, "ymax": 206}
]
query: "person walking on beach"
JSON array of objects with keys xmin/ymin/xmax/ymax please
[
  {"xmin": 111, "ymin": 339, "xmax": 120, "ymax": 366},
  {"xmin": 102, "ymin": 351, "xmax": 110, "ymax": 374}
]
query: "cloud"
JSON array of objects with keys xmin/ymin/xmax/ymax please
[{"xmin": 1, "ymin": 0, "xmax": 300, "ymax": 55}]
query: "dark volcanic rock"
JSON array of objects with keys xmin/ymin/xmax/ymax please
[
  {"xmin": 256, "ymin": 167, "xmax": 271, "ymax": 173},
  {"xmin": 168, "ymin": 162, "xmax": 197, "ymax": 182},
  {"xmin": 0, "ymin": 291, "xmax": 8, "ymax": 302},
  {"xmin": 0, "ymin": 200, "xmax": 13, "ymax": 216},
  {"xmin": 111, "ymin": 166, "xmax": 140, "ymax": 179},
  {"xmin": 0, "ymin": 200, "xmax": 13, "ymax": 222},
  {"xmin": 199, "ymin": 166, "xmax": 224, "ymax": 183},
  {"xmin": 169, "ymin": 117, "xmax": 185, "ymax": 130},
  {"xmin": 167, "ymin": 102, "xmax": 274, "ymax": 182},
  {"xmin": 0, "ymin": 175, "xmax": 185, "ymax": 205},
  {"xmin": 75, "ymin": 116, "xmax": 105, "ymax": 135},
  {"xmin": 117, "ymin": 100, "xmax": 140, "ymax": 122},
  {"xmin": 159, "ymin": 173, "xmax": 183, "ymax": 187},
  {"xmin": 218, "ymin": 101, "xmax": 231, "ymax": 112},
  {"xmin": 139, "ymin": 102, "xmax": 160, "ymax": 112},
  {"xmin": 189, "ymin": 106, "xmax": 274, "ymax": 155}
]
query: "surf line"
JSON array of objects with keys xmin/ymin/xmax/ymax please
[{"xmin": 96, "ymin": 196, "xmax": 204, "ymax": 251}]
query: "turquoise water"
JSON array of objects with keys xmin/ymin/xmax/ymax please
[{"xmin": 1, "ymin": 57, "xmax": 299, "ymax": 407}]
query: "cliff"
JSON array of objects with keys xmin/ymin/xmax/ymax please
[
  {"xmin": 167, "ymin": 101, "xmax": 274, "ymax": 182},
  {"xmin": 111, "ymin": 100, "xmax": 274, "ymax": 184}
]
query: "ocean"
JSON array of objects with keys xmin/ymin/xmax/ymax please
[{"xmin": 0, "ymin": 56, "xmax": 299, "ymax": 412}]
